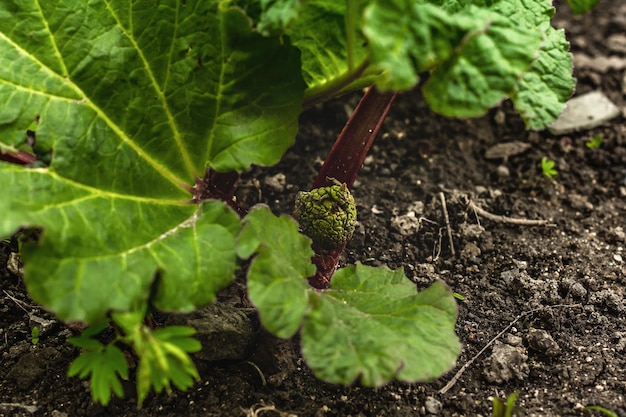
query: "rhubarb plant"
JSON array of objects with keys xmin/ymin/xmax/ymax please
[{"xmin": 0, "ymin": 0, "xmax": 595, "ymax": 406}]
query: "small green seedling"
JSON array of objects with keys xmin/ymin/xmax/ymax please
[
  {"xmin": 585, "ymin": 135, "xmax": 603, "ymax": 149},
  {"xmin": 541, "ymin": 157, "xmax": 558, "ymax": 178},
  {"xmin": 584, "ymin": 405, "xmax": 618, "ymax": 417},
  {"xmin": 453, "ymin": 292, "xmax": 465, "ymax": 301},
  {"xmin": 30, "ymin": 326, "xmax": 40, "ymax": 345},
  {"xmin": 492, "ymin": 392, "xmax": 521, "ymax": 417}
]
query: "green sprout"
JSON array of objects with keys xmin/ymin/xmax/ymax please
[
  {"xmin": 293, "ymin": 179, "xmax": 357, "ymax": 252},
  {"xmin": 31, "ymin": 326, "xmax": 40, "ymax": 345},
  {"xmin": 541, "ymin": 157, "xmax": 558, "ymax": 179},
  {"xmin": 584, "ymin": 405, "xmax": 618, "ymax": 417},
  {"xmin": 492, "ymin": 392, "xmax": 521, "ymax": 417},
  {"xmin": 585, "ymin": 135, "xmax": 603, "ymax": 149}
]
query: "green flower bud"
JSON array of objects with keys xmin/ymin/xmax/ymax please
[{"xmin": 293, "ymin": 181, "xmax": 357, "ymax": 252}]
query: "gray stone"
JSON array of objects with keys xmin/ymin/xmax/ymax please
[
  {"xmin": 264, "ymin": 173, "xmax": 286, "ymax": 192},
  {"xmin": 391, "ymin": 211, "xmax": 421, "ymax": 236},
  {"xmin": 483, "ymin": 342, "xmax": 529, "ymax": 384},
  {"xmin": 424, "ymin": 396, "xmax": 442, "ymax": 414},
  {"xmin": 526, "ymin": 329, "xmax": 561, "ymax": 357},
  {"xmin": 484, "ymin": 141, "xmax": 531, "ymax": 160},
  {"xmin": 548, "ymin": 91, "xmax": 620, "ymax": 135}
]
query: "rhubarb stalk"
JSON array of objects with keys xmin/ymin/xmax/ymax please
[{"xmin": 297, "ymin": 87, "xmax": 397, "ymax": 288}]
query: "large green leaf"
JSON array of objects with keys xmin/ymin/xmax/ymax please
[
  {"xmin": 242, "ymin": 210, "xmax": 459, "ymax": 386},
  {"xmin": 364, "ymin": 1, "xmax": 542, "ymax": 114},
  {"xmin": 363, "ymin": 0, "xmax": 573, "ymax": 126},
  {"xmin": 0, "ymin": 1, "xmax": 304, "ymax": 322},
  {"xmin": 302, "ymin": 264, "xmax": 459, "ymax": 386}
]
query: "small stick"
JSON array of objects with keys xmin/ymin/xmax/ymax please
[
  {"xmin": 3, "ymin": 290, "xmax": 33, "ymax": 314},
  {"xmin": 469, "ymin": 201, "xmax": 554, "ymax": 227},
  {"xmin": 439, "ymin": 192, "xmax": 456, "ymax": 256},
  {"xmin": 439, "ymin": 303, "xmax": 581, "ymax": 395}
]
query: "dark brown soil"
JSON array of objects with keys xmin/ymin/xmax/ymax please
[{"xmin": 2, "ymin": 1, "xmax": 625, "ymax": 416}]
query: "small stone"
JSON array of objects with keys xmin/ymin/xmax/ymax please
[
  {"xmin": 573, "ymin": 54, "xmax": 626, "ymax": 73},
  {"xmin": 496, "ymin": 165, "xmax": 510, "ymax": 178},
  {"xmin": 609, "ymin": 226, "xmax": 625, "ymax": 242},
  {"xmin": 264, "ymin": 173, "xmax": 286, "ymax": 192},
  {"xmin": 7, "ymin": 252, "xmax": 23, "ymax": 275},
  {"xmin": 424, "ymin": 397, "xmax": 442, "ymax": 414},
  {"xmin": 460, "ymin": 242, "xmax": 481, "ymax": 262},
  {"xmin": 483, "ymin": 342, "xmax": 529, "ymax": 383},
  {"xmin": 567, "ymin": 193, "xmax": 594, "ymax": 211},
  {"xmin": 570, "ymin": 282, "xmax": 588, "ymax": 299},
  {"xmin": 608, "ymin": 34, "xmax": 626, "ymax": 53},
  {"xmin": 485, "ymin": 141, "xmax": 531, "ymax": 160},
  {"xmin": 391, "ymin": 212, "xmax": 421, "ymax": 236},
  {"xmin": 500, "ymin": 268, "xmax": 521, "ymax": 285},
  {"xmin": 526, "ymin": 329, "xmax": 561, "ymax": 357}
]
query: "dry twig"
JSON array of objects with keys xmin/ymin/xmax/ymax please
[
  {"xmin": 469, "ymin": 201, "xmax": 555, "ymax": 227},
  {"xmin": 439, "ymin": 192, "xmax": 456, "ymax": 256}
]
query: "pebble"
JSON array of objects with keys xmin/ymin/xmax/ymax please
[
  {"xmin": 425, "ymin": 397, "xmax": 442, "ymax": 414},
  {"xmin": 483, "ymin": 342, "xmax": 529, "ymax": 383},
  {"xmin": 526, "ymin": 329, "xmax": 561, "ymax": 357},
  {"xmin": 390, "ymin": 212, "xmax": 421, "ymax": 236},
  {"xmin": 264, "ymin": 173, "xmax": 286, "ymax": 192},
  {"xmin": 548, "ymin": 91, "xmax": 620, "ymax": 135},
  {"xmin": 569, "ymin": 282, "xmax": 588, "ymax": 299}
]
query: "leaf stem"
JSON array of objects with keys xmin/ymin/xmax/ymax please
[
  {"xmin": 313, "ymin": 87, "xmax": 397, "ymax": 190},
  {"xmin": 302, "ymin": 59, "xmax": 373, "ymax": 109},
  {"xmin": 0, "ymin": 150, "xmax": 37, "ymax": 165},
  {"xmin": 346, "ymin": 0, "xmax": 358, "ymax": 72},
  {"xmin": 307, "ymin": 87, "xmax": 397, "ymax": 288}
]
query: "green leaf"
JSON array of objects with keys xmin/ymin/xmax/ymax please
[
  {"xmin": 0, "ymin": 1, "xmax": 307, "ymax": 322},
  {"xmin": 240, "ymin": 210, "xmax": 458, "ymax": 385},
  {"xmin": 287, "ymin": 1, "xmax": 372, "ymax": 93},
  {"xmin": 10, "ymin": 197, "xmax": 240, "ymax": 322},
  {"xmin": 421, "ymin": 9, "xmax": 542, "ymax": 116},
  {"xmin": 68, "ymin": 342, "xmax": 129, "ymax": 406},
  {"xmin": 301, "ymin": 264, "xmax": 459, "ymax": 386},
  {"xmin": 135, "ymin": 325, "xmax": 201, "ymax": 407},
  {"xmin": 258, "ymin": 0, "xmax": 308, "ymax": 36},
  {"xmin": 238, "ymin": 206, "xmax": 315, "ymax": 338},
  {"xmin": 567, "ymin": 0, "xmax": 600, "ymax": 14},
  {"xmin": 363, "ymin": 1, "xmax": 456, "ymax": 90},
  {"xmin": 481, "ymin": 0, "xmax": 574, "ymax": 129}
]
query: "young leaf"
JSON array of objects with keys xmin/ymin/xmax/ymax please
[
  {"xmin": 134, "ymin": 325, "xmax": 201, "ymax": 407},
  {"xmin": 238, "ymin": 206, "xmax": 315, "ymax": 338},
  {"xmin": 68, "ymin": 340, "xmax": 129, "ymax": 406},
  {"xmin": 301, "ymin": 264, "xmax": 459, "ymax": 386},
  {"xmin": 0, "ymin": 1, "xmax": 305, "ymax": 322}
]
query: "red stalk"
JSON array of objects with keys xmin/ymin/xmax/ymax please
[
  {"xmin": 313, "ymin": 87, "xmax": 397, "ymax": 190},
  {"xmin": 308, "ymin": 87, "xmax": 397, "ymax": 288},
  {"xmin": 0, "ymin": 150, "xmax": 37, "ymax": 165}
]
